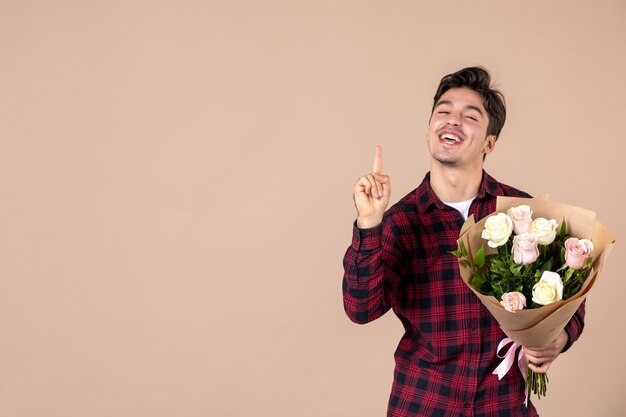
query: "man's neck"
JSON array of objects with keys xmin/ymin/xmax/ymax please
[{"xmin": 429, "ymin": 163, "xmax": 483, "ymax": 203}]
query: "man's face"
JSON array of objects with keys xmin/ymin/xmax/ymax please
[{"xmin": 427, "ymin": 87, "xmax": 496, "ymax": 168}]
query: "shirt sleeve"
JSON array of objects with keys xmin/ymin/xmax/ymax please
[
  {"xmin": 561, "ymin": 300, "xmax": 585, "ymax": 353},
  {"xmin": 342, "ymin": 218, "xmax": 407, "ymax": 324}
]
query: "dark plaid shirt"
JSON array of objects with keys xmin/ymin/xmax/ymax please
[{"xmin": 342, "ymin": 171, "xmax": 585, "ymax": 417}]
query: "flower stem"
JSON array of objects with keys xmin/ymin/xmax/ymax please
[{"xmin": 526, "ymin": 363, "xmax": 549, "ymax": 401}]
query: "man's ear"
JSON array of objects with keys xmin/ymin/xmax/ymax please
[{"xmin": 484, "ymin": 135, "xmax": 497, "ymax": 155}]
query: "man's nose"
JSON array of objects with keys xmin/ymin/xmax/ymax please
[{"xmin": 446, "ymin": 112, "xmax": 461, "ymax": 126}]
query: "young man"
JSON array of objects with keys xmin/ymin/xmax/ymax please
[{"xmin": 342, "ymin": 67, "xmax": 584, "ymax": 417}]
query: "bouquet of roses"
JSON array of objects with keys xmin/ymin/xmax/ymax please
[{"xmin": 454, "ymin": 196, "xmax": 614, "ymax": 404}]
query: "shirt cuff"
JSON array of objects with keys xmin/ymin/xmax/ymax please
[
  {"xmin": 561, "ymin": 322, "xmax": 577, "ymax": 353},
  {"xmin": 351, "ymin": 221, "xmax": 383, "ymax": 252}
]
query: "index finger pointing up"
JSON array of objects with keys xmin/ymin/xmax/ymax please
[{"xmin": 373, "ymin": 145, "xmax": 382, "ymax": 174}]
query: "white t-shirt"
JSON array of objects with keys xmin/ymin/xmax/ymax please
[{"xmin": 444, "ymin": 197, "xmax": 476, "ymax": 221}]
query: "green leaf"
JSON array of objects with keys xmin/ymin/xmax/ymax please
[
  {"xmin": 559, "ymin": 217, "xmax": 567, "ymax": 239},
  {"xmin": 470, "ymin": 274, "xmax": 486, "ymax": 287},
  {"xmin": 474, "ymin": 247, "xmax": 485, "ymax": 268},
  {"xmin": 459, "ymin": 240, "xmax": 467, "ymax": 257},
  {"xmin": 509, "ymin": 264, "xmax": 523, "ymax": 277},
  {"xmin": 540, "ymin": 259, "xmax": 552, "ymax": 273}
]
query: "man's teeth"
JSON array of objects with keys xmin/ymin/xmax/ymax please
[{"xmin": 441, "ymin": 134, "xmax": 462, "ymax": 143}]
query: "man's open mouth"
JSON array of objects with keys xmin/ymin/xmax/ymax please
[{"xmin": 438, "ymin": 131, "xmax": 465, "ymax": 145}]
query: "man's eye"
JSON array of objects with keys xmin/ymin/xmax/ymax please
[
  {"xmin": 466, "ymin": 115, "xmax": 478, "ymax": 121},
  {"xmin": 438, "ymin": 111, "xmax": 449, "ymax": 114}
]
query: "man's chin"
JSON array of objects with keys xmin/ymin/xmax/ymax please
[{"xmin": 432, "ymin": 154, "xmax": 460, "ymax": 167}]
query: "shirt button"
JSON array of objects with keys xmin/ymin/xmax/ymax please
[
  {"xmin": 464, "ymin": 403, "xmax": 471, "ymax": 408},
  {"xmin": 471, "ymin": 328, "xmax": 478, "ymax": 334},
  {"xmin": 470, "ymin": 365, "xmax": 476, "ymax": 371}
]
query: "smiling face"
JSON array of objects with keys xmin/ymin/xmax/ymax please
[{"xmin": 427, "ymin": 87, "xmax": 496, "ymax": 169}]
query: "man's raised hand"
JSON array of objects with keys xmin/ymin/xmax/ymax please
[{"xmin": 354, "ymin": 145, "xmax": 391, "ymax": 229}]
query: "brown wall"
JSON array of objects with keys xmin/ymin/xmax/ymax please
[{"xmin": 1, "ymin": 1, "xmax": 625, "ymax": 416}]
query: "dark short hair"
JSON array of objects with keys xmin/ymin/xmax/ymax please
[{"xmin": 431, "ymin": 67, "xmax": 506, "ymax": 140}]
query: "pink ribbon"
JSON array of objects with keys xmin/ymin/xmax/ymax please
[{"xmin": 492, "ymin": 338, "xmax": 529, "ymax": 406}]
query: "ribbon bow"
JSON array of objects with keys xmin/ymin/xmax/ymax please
[{"xmin": 492, "ymin": 338, "xmax": 529, "ymax": 406}]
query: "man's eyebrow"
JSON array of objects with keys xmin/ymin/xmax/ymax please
[
  {"xmin": 465, "ymin": 105, "xmax": 484, "ymax": 116},
  {"xmin": 434, "ymin": 99, "xmax": 452, "ymax": 108},
  {"xmin": 435, "ymin": 100, "xmax": 485, "ymax": 116}
]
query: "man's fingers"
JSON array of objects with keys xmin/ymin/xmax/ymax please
[
  {"xmin": 524, "ymin": 345, "xmax": 559, "ymax": 361},
  {"xmin": 367, "ymin": 174, "xmax": 382, "ymax": 198},
  {"xmin": 373, "ymin": 145, "xmax": 382, "ymax": 174},
  {"xmin": 356, "ymin": 176, "xmax": 373, "ymax": 197},
  {"xmin": 356, "ymin": 174, "xmax": 388, "ymax": 199},
  {"xmin": 373, "ymin": 174, "xmax": 389, "ymax": 184},
  {"xmin": 524, "ymin": 349, "xmax": 546, "ymax": 363},
  {"xmin": 353, "ymin": 149, "xmax": 390, "ymax": 228},
  {"xmin": 524, "ymin": 349, "xmax": 552, "ymax": 373},
  {"xmin": 528, "ymin": 361, "xmax": 551, "ymax": 373}
]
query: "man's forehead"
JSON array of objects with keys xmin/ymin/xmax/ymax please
[{"xmin": 436, "ymin": 87, "xmax": 486, "ymax": 110}]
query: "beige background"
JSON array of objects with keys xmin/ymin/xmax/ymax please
[{"xmin": 1, "ymin": 1, "xmax": 625, "ymax": 416}]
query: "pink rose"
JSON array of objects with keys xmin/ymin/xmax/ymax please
[
  {"xmin": 512, "ymin": 232, "xmax": 539, "ymax": 265},
  {"xmin": 564, "ymin": 238, "xmax": 594, "ymax": 269},
  {"xmin": 500, "ymin": 292, "xmax": 527, "ymax": 312},
  {"xmin": 507, "ymin": 205, "xmax": 533, "ymax": 235}
]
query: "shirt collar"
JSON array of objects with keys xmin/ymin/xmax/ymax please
[{"xmin": 415, "ymin": 170, "xmax": 501, "ymax": 214}]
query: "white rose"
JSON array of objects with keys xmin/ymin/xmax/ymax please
[
  {"xmin": 481, "ymin": 213, "xmax": 513, "ymax": 248},
  {"xmin": 531, "ymin": 218, "xmax": 559, "ymax": 245},
  {"xmin": 532, "ymin": 271, "xmax": 564, "ymax": 305}
]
